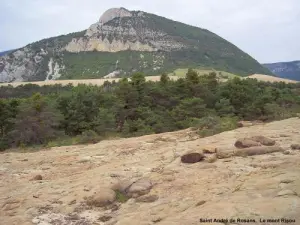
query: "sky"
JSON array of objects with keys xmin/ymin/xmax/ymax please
[{"xmin": 0, "ymin": 0, "xmax": 299, "ymax": 63}]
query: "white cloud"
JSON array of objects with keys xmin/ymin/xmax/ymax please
[{"xmin": 0, "ymin": 0, "xmax": 299, "ymax": 62}]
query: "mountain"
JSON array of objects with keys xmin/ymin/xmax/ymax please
[
  {"xmin": 0, "ymin": 7, "xmax": 271, "ymax": 83},
  {"xmin": 263, "ymin": 61, "xmax": 300, "ymax": 81},
  {"xmin": 0, "ymin": 50, "xmax": 13, "ymax": 57}
]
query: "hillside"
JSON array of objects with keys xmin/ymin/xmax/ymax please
[
  {"xmin": 264, "ymin": 61, "xmax": 300, "ymax": 81},
  {"xmin": 1, "ymin": 118, "xmax": 300, "ymax": 225},
  {"xmin": 0, "ymin": 7, "xmax": 271, "ymax": 83}
]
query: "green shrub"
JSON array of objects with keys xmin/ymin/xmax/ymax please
[
  {"xmin": 0, "ymin": 138, "xmax": 9, "ymax": 151},
  {"xmin": 115, "ymin": 190, "xmax": 130, "ymax": 203},
  {"xmin": 76, "ymin": 130, "xmax": 102, "ymax": 144}
]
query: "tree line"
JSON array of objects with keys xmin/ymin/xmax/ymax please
[{"xmin": 1, "ymin": 69, "xmax": 300, "ymax": 150}]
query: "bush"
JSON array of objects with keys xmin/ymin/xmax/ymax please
[
  {"xmin": 0, "ymin": 138, "xmax": 9, "ymax": 151},
  {"xmin": 195, "ymin": 116, "xmax": 238, "ymax": 137},
  {"xmin": 76, "ymin": 130, "xmax": 102, "ymax": 144}
]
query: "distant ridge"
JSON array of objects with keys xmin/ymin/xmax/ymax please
[{"xmin": 264, "ymin": 61, "xmax": 300, "ymax": 81}]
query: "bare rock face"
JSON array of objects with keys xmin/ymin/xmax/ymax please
[
  {"xmin": 99, "ymin": 8, "xmax": 133, "ymax": 25},
  {"xmin": 65, "ymin": 7, "xmax": 186, "ymax": 53}
]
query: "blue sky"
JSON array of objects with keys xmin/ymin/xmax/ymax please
[{"xmin": 0, "ymin": 0, "xmax": 299, "ymax": 63}]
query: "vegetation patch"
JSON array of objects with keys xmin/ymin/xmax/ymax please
[{"xmin": 0, "ymin": 69, "xmax": 300, "ymax": 151}]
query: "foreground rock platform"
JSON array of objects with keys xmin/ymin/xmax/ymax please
[{"xmin": 1, "ymin": 118, "xmax": 300, "ymax": 225}]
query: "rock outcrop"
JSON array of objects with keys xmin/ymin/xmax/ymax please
[{"xmin": 1, "ymin": 118, "xmax": 300, "ymax": 225}]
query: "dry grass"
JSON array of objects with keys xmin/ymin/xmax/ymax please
[
  {"xmin": 245, "ymin": 74, "xmax": 298, "ymax": 84},
  {"xmin": 0, "ymin": 76, "xmax": 179, "ymax": 87},
  {"xmin": 0, "ymin": 73, "xmax": 297, "ymax": 88}
]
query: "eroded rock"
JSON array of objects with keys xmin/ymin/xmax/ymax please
[
  {"xmin": 250, "ymin": 136, "xmax": 276, "ymax": 146},
  {"xmin": 291, "ymin": 144, "xmax": 300, "ymax": 150},
  {"xmin": 127, "ymin": 178, "xmax": 153, "ymax": 198},
  {"xmin": 136, "ymin": 195, "xmax": 159, "ymax": 203},
  {"xmin": 234, "ymin": 146, "xmax": 284, "ymax": 156},
  {"xmin": 181, "ymin": 153, "xmax": 204, "ymax": 164},
  {"xmin": 85, "ymin": 188, "xmax": 116, "ymax": 207},
  {"xmin": 234, "ymin": 138, "xmax": 261, "ymax": 149},
  {"xmin": 30, "ymin": 175, "xmax": 43, "ymax": 181},
  {"xmin": 202, "ymin": 146, "xmax": 217, "ymax": 154},
  {"xmin": 277, "ymin": 190, "xmax": 297, "ymax": 197}
]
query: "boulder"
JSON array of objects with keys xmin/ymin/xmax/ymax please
[
  {"xmin": 291, "ymin": 144, "xmax": 300, "ymax": 150},
  {"xmin": 202, "ymin": 146, "xmax": 217, "ymax": 154},
  {"xmin": 234, "ymin": 146, "xmax": 284, "ymax": 157},
  {"xmin": 205, "ymin": 154, "xmax": 217, "ymax": 163},
  {"xmin": 234, "ymin": 138, "xmax": 261, "ymax": 149},
  {"xmin": 30, "ymin": 175, "xmax": 43, "ymax": 181},
  {"xmin": 250, "ymin": 136, "xmax": 276, "ymax": 146},
  {"xmin": 127, "ymin": 178, "xmax": 153, "ymax": 198},
  {"xmin": 85, "ymin": 188, "xmax": 116, "ymax": 207},
  {"xmin": 216, "ymin": 150, "xmax": 234, "ymax": 159},
  {"xmin": 181, "ymin": 153, "xmax": 204, "ymax": 164}
]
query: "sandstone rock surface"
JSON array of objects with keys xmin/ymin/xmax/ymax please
[{"xmin": 1, "ymin": 118, "xmax": 300, "ymax": 225}]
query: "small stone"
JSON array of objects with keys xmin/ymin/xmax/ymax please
[
  {"xmin": 250, "ymin": 136, "xmax": 276, "ymax": 146},
  {"xmin": 30, "ymin": 175, "xmax": 43, "ymax": 181},
  {"xmin": 283, "ymin": 150, "xmax": 291, "ymax": 155},
  {"xmin": 110, "ymin": 173, "xmax": 120, "ymax": 178},
  {"xmin": 20, "ymin": 159, "xmax": 28, "ymax": 162},
  {"xmin": 33, "ymin": 194, "xmax": 39, "ymax": 198},
  {"xmin": 206, "ymin": 154, "xmax": 217, "ymax": 163},
  {"xmin": 234, "ymin": 138, "xmax": 261, "ymax": 149},
  {"xmin": 202, "ymin": 146, "xmax": 217, "ymax": 154},
  {"xmin": 136, "ymin": 195, "xmax": 159, "ymax": 203},
  {"xmin": 32, "ymin": 218, "xmax": 40, "ymax": 224},
  {"xmin": 216, "ymin": 151, "xmax": 233, "ymax": 159},
  {"xmin": 84, "ymin": 187, "xmax": 90, "ymax": 192},
  {"xmin": 281, "ymin": 179, "xmax": 294, "ymax": 184},
  {"xmin": 163, "ymin": 175, "xmax": 175, "ymax": 182},
  {"xmin": 78, "ymin": 156, "xmax": 92, "ymax": 163},
  {"xmin": 291, "ymin": 144, "xmax": 300, "ymax": 150},
  {"xmin": 152, "ymin": 217, "xmax": 163, "ymax": 223},
  {"xmin": 98, "ymin": 215, "xmax": 112, "ymax": 222},
  {"xmin": 195, "ymin": 200, "xmax": 206, "ymax": 206},
  {"xmin": 68, "ymin": 200, "xmax": 76, "ymax": 205},
  {"xmin": 277, "ymin": 190, "xmax": 297, "ymax": 197},
  {"xmin": 41, "ymin": 167, "xmax": 50, "ymax": 170}
]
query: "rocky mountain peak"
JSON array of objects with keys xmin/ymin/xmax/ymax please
[{"xmin": 99, "ymin": 7, "xmax": 132, "ymax": 24}]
